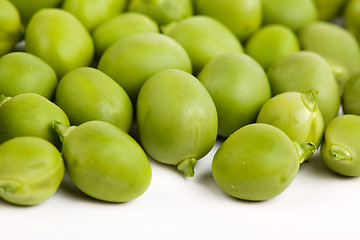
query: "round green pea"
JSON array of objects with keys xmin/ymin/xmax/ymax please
[
  {"xmin": 25, "ymin": 8, "xmax": 94, "ymax": 78},
  {"xmin": 98, "ymin": 32, "xmax": 192, "ymax": 102},
  {"xmin": 342, "ymin": 71, "xmax": 360, "ymax": 115},
  {"xmin": 212, "ymin": 123, "xmax": 301, "ymax": 201},
  {"xmin": 53, "ymin": 120, "xmax": 152, "ymax": 202},
  {"xmin": 0, "ymin": 0, "xmax": 23, "ymax": 57},
  {"xmin": 344, "ymin": 0, "xmax": 360, "ymax": 42},
  {"xmin": 61, "ymin": 0, "xmax": 127, "ymax": 32},
  {"xmin": 321, "ymin": 114, "xmax": 360, "ymax": 176},
  {"xmin": 193, "ymin": 0, "xmax": 262, "ymax": 41},
  {"xmin": 0, "ymin": 136, "xmax": 64, "ymax": 206},
  {"xmin": 162, "ymin": 15, "xmax": 243, "ymax": 74},
  {"xmin": 245, "ymin": 24, "xmax": 300, "ymax": 70},
  {"xmin": 197, "ymin": 52, "xmax": 271, "ymax": 137},
  {"xmin": 55, "ymin": 67, "xmax": 133, "ymax": 132},
  {"xmin": 0, "ymin": 93, "xmax": 70, "ymax": 148},
  {"xmin": 137, "ymin": 69, "xmax": 218, "ymax": 177},
  {"xmin": 92, "ymin": 12, "xmax": 159, "ymax": 58},
  {"xmin": 313, "ymin": 0, "xmax": 346, "ymax": 21},
  {"xmin": 256, "ymin": 90, "xmax": 324, "ymax": 150},
  {"xmin": 298, "ymin": 21, "xmax": 360, "ymax": 88},
  {"xmin": 261, "ymin": 0, "xmax": 317, "ymax": 32},
  {"xmin": 0, "ymin": 52, "xmax": 57, "ymax": 99},
  {"xmin": 267, "ymin": 51, "xmax": 340, "ymax": 125},
  {"xmin": 127, "ymin": 0, "xmax": 193, "ymax": 26}
]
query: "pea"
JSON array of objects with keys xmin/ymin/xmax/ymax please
[
  {"xmin": 92, "ymin": 12, "xmax": 159, "ymax": 58},
  {"xmin": 256, "ymin": 90, "xmax": 324, "ymax": 150},
  {"xmin": 0, "ymin": 93, "xmax": 70, "ymax": 148},
  {"xmin": 212, "ymin": 123, "xmax": 315, "ymax": 201},
  {"xmin": 53, "ymin": 120, "xmax": 152, "ymax": 202},
  {"xmin": 343, "ymin": 71, "xmax": 360, "ymax": 115},
  {"xmin": 163, "ymin": 15, "xmax": 243, "ymax": 74},
  {"xmin": 127, "ymin": 0, "xmax": 193, "ymax": 26},
  {"xmin": 344, "ymin": 0, "xmax": 360, "ymax": 42},
  {"xmin": 313, "ymin": 0, "xmax": 346, "ymax": 21},
  {"xmin": 0, "ymin": 136, "xmax": 64, "ymax": 206},
  {"xmin": 192, "ymin": 0, "xmax": 262, "ymax": 41},
  {"xmin": 197, "ymin": 52, "xmax": 271, "ymax": 137},
  {"xmin": 61, "ymin": 0, "xmax": 127, "ymax": 32},
  {"xmin": 8, "ymin": 0, "xmax": 62, "ymax": 25},
  {"xmin": 0, "ymin": 52, "xmax": 57, "ymax": 99},
  {"xmin": 55, "ymin": 67, "xmax": 133, "ymax": 132},
  {"xmin": 98, "ymin": 32, "xmax": 192, "ymax": 103},
  {"xmin": 245, "ymin": 24, "xmax": 300, "ymax": 70},
  {"xmin": 0, "ymin": 0, "xmax": 23, "ymax": 57},
  {"xmin": 25, "ymin": 8, "xmax": 94, "ymax": 78},
  {"xmin": 267, "ymin": 51, "xmax": 340, "ymax": 125},
  {"xmin": 321, "ymin": 114, "xmax": 360, "ymax": 176},
  {"xmin": 137, "ymin": 69, "xmax": 218, "ymax": 177},
  {"xmin": 298, "ymin": 21, "xmax": 360, "ymax": 88},
  {"xmin": 261, "ymin": 0, "xmax": 317, "ymax": 32}
]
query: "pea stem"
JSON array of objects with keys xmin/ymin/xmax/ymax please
[
  {"xmin": 294, "ymin": 141, "xmax": 317, "ymax": 163},
  {"xmin": 0, "ymin": 179, "xmax": 21, "ymax": 196},
  {"xmin": 52, "ymin": 120, "xmax": 77, "ymax": 143},
  {"xmin": 177, "ymin": 158, "xmax": 197, "ymax": 177},
  {"xmin": 330, "ymin": 145, "xmax": 352, "ymax": 162},
  {"xmin": 301, "ymin": 89, "xmax": 319, "ymax": 112}
]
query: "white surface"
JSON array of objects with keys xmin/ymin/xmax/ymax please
[{"xmin": 1, "ymin": 138, "xmax": 360, "ymax": 240}]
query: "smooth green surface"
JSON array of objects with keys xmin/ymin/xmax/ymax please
[
  {"xmin": 0, "ymin": 0, "xmax": 23, "ymax": 57},
  {"xmin": 25, "ymin": 8, "xmax": 94, "ymax": 78},
  {"xmin": 98, "ymin": 32, "xmax": 192, "ymax": 102},
  {"xmin": 0, "ymin": 93, "xmax": 70, "ymax": 148},
  {"xmin": 127, "ymin": 0, "xmax": 193, "ymax": 26},
  {"xmin": 245, "ymin": 24, "xmax": 300, "ymax": 70},
  {"xmin": 212, "ymin": 123, "xmax": 300, "ymax": 201},
  {"xmin": 343, "ymin": 71, "xmax": 360, "ymax": 115},
  {"xmin": 92, "ymin": 12, "xmax": 159, "ymax": 58},
  {"xmin": 56, "ymin": 120, "xmax": 152, "ymax": 202},
  {"xmin": 163, "ymin": 15, "xmax": 243, "ymax": 74},
  {"xmin": 137, "ymin": 69, "xmax": 217, "ymax": 176},
  {"xmin": 313, "ymin": 0, "xmax": 346, "ymax": 20},
  {"xmin": 0, "ymin": 137, "xmax": 64, "ymax": 205},
  {"xmin": 256, "ymin": 90, "xmax": 324, "ymax": 149},
  {"xmin": 193, "ymin": 0, "xmax": 262, "ymax": 41},
  {"xmin": 344, "ymin": 0, "xmax": 360, "ymax": 41},
  {"xmin": 62, "ymin": 0, "xmax": 127, "ymax": 31},
  {"xmin": 0, "ymin": 52, "xmax": 57, "ymax": 99},
  {"xmin": 321, "ymin": 114, "xmax": 360, "ymax": 176},
  {"xmin": 197, "ymin": 52, "xmax": 271, "ymax": 137},
  {"xmin": 55, "ymin": 67, "xmax": 133, "ymax": 131},
  {"xmin": 267, "ymin": 51, "xmax": 340, "ymax": 125},
  {"xmin": 298, "ymin": 21, "xmax": 360, "ymax": 89}
]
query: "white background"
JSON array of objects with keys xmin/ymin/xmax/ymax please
[{"xmin": 1, "ymin": 136, "xmax": 360, "ymax": 240}]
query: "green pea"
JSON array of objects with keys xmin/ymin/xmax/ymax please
[
  {"xmin": 192, "ymin": 0, "xmax": 262, "ymax": 41},
  {"xmin": 0, "ymin": 0, "xmax": 23, "ymax": 57},
  {"xmin": 98, "ymin": 32, "xmax": 192, "ymax": 102},
  {"xmin": 53, "ymin": 120, "xmax": 152, "ymax": 202},
  {"xmin": 8, "ymin": 0, "xmax": 62, "ymax": 25},
  {"xmin": 321, "ymin": 114, "xmax": 360, "ymax": 176},
  {"xmin": 0, "ymin": 93, "xmax": 70, "ymax": 148},
  {"xmin": 55, "ymin": 67, "xmax": 133, "ymax": 132},
  {"xmin": 313, "ymin": 0, "xmax": 346, "ymax": 21},
  {"xmin": 162, "ymin": 15, "xmax": 243, "ymax": 74},
  {"xmin": 256, "ymin": 90, "xmax": 324, "ymax": 150},
  {"xmin": 0, "ymin": 52, "xmax": 57, "ymax": 99},
  {"xmin": 267, "ymin": 51, "xmax": 340, "ymax": 125},
  {"xmin": 61, "ymin": 0, "xmax": 127, "ymax": 32},
  {"xmin": 137, "ymin": 69, "xmax": 218, "ymax": 177},
  {"xmin": 212, "ymin": 123, "xmax": 315, "ymax": 201},
  {"xmin": 25, "ymin": 8, "xmax": 94, "ymax": 78},
  {"xmin": 127, "ymin": 0, "xmax": 193, "ymax": 26},
  {"xmin": 245, "ymin": 24, "xmax": 300, "ymax": 70},
  {"xmin": 197, "ymin": 52, "xmax": 271, "ymax": 137},
  {"xmin": 261, "ymin": 0, "xmax": 317, "ymax": 32},
  {"xmin": 298, "ymin": 21, "xmax": 360, "ymax": 88},
  {"xmin": 0, "ymin": 136, "xmax": 64, "ymax": 206},
  {"xmin": 344, "ymin": 0, "xmax": 360, "ymax": 42},
  {"xmin": 92, "ymin": 12, "xmax": 159, "ymax": 58},
  {"xmin": 343, "ymin": 71, "xmax": 360, "ymax": 115}
]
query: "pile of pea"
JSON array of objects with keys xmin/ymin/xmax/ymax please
[{"xmin": 1, "ymin": 0, "xmax": 360, "ymax": 205}]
